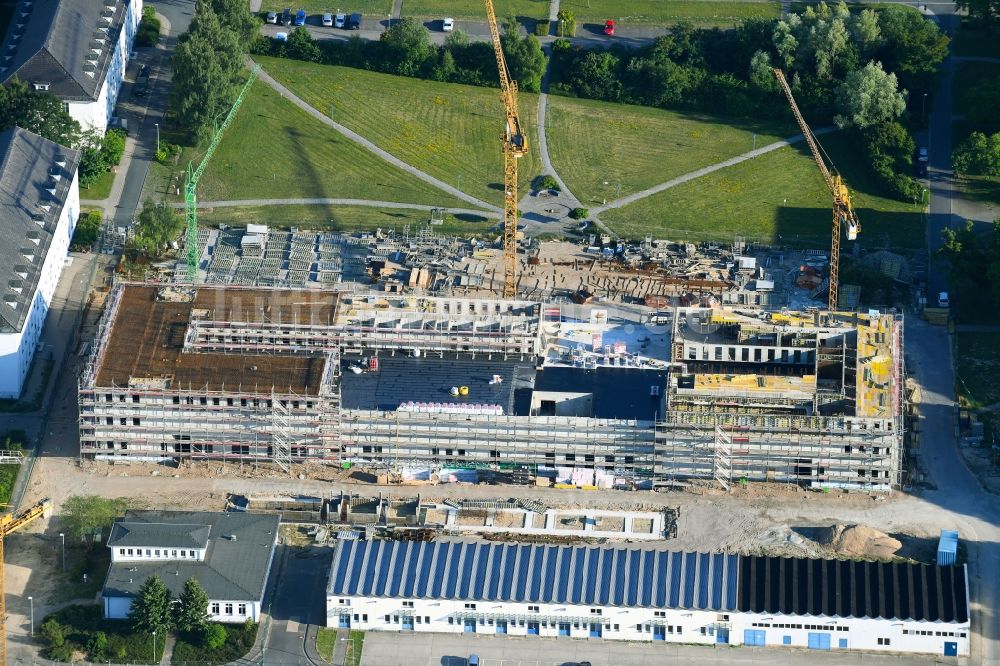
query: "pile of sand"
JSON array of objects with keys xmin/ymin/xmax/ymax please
[{"xmin": 820, "ymin": 523, "xmax": 902, "ymax": 559}]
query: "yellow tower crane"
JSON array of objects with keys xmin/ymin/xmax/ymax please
[
  {"xmin": 1, "ymin": 499, "xmax": 53, "ymax": 666},
  {"xmin": 773, "ymin": 68, "xmax": 860, "ymax": 310},
  {"xmin": 484, "ymin": 0, "xmax": 528, "ymax": 298}
]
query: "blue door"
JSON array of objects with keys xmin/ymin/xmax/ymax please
[
  {"xmin": 653, "ymin": 626, "xmax": 666, "ymax": 641},
  {"xmin": 807, "ymin": 632, "xmax": 831, "ymax": 650},
  {"xmin": 463, "ymin": 619, "xmax": 477, "ymax": 633},
  {"xmin": 495, "ymin": 620, "xmax": 507, "ymax": 634},
  {"xmin": 589, "ymin": 623, "xmax": 602, "ymax": 638},
  {"xmin": 744, "ymin": 629, "xmax": 766, "ymax": 646},
  {"xmin": 338, "ymin": 615, "xmax": 351, "ymax": 629},
  {"xmin": 558, "ymin": 623, "xmax": 571, "ymax": 636},
  {"xmin": 716, "ymin": 628, "xmax": 730, "ymax": 644},
  {"xmin": 527, "ymin": 622, "xmax": 539, "ymax": 636},
  {"xmin": 401, "ymin": 616, "xmax": 414, "ymax": 631},
  {"xmin": 838, "ymin": 638, "xmax": 848, "ymax": 649},
  {"xmin": 944, "ymin": 642, "xmax": 958, "ymax": 656}
]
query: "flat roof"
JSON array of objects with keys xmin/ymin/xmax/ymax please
[
  {"xmin": 328, "ymin": 540, "xmax": 739, "ymax": 612},
  {"xmin": 93, "ymin": 285, "xmax": 332, "ymax": 394},
  {"xmin": 522, "ymin": 366, "xmax": 668, "ymax": 420},
  {"xmin": 340, "ymin": 353, "xmax": 525, "ymax": 412}
]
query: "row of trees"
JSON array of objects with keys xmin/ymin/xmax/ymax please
[
  {"xmin": 939, "ymin": 219, "xmax": 1000, "ymax": 322},
  {"xmin": 550, "ymin": 2, "xmax": 945, "ymax": 202},
  {"xmin": 255, "ymin": 17, "xmax": 547, "ymax": 93},
  {"xmin": 170, "ymin": 0, "xmax": 257, "ymax": 141},
  {"xmin": 129, "ymin": 576, "xmax": 228, "ymax": 648}
]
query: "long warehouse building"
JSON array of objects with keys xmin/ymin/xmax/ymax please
[{"xmin": 79, "ymin": 283, "xmax": 904, "ymax": 491}]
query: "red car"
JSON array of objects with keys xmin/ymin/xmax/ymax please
[{"xmin": 604, "ymin": 19, "xmax": 615, "ymax": 35}]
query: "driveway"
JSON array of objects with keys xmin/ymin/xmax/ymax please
[{"xmin": 261, "ymin": 544, "xmax": 332, "ymax": 665}]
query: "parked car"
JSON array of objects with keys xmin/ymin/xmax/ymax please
[
  {"xmin": 275, "ymin": 31, "xmax": 289, "ymax": 41},
  {"xmin": 265, "ymin": 11, "xmax": 278, "ymax": 24},
  {"xmin": 604, "ymin": 19, "xmax": 615, "ymax": 35},
  {"xmin": 322, "ymin": 12, "xmax": 333, "ymax": 26},
  {"xmin": 918, "ymin": 146, "xmax": 929, "ymax": 162},
  {"xmin": 281, "ymin": 8, "xmax": 292, "ymax": 26},
  {"xmin": 294, "ymin": 9, "xmax": 306, "ymax": 26},
  {"xmin": 348, "ymin": 12, "xmax": 362, "ymax": 29},
  {"xmin": 442, "ymin": 17, "xmax": 454, "ymax": 31},
  {"xmin": 133, "ymin": 64, "xmax": 150, "ymax": 97},
  {"xmin": 938, "ymin": 291, "xmax": 950, "ymax": 308},
  {"xmin": 335, "ymin": 12, "xmax": 346, "ymax": 28}
]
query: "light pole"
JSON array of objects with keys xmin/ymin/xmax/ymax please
[
  {"xmin": 922, "ymin": 93, "xmax": 928, "ymax": 124},
  {"xmin": 154, "ymin": 122, "xmax": 159, "ymax": 149},
  {"xmin": 59, "ymin": 533, "xmax": 65, "ymax": 572},
  {"xmin": 27, "ymin": 596, "xmax": 33, "ymax": 636},
  {"xmin": 152, "ymin": 629, "xmax": 156, "ymax": 665}
]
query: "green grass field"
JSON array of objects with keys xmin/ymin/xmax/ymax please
[
  {"xmin": 602, "ymin": 135, "xmax": 924, "ymax": 248},
  {"xmin": 148, "ymin": 81, "xmax": 469, "ymax": 210},
  {"xmin": 80, "ymin": 168, "xmax": 116, "ymax": 201},
  {"xmin": 561, "ymin": 0, "xmax": 781, "ymax": 27},
  {"xmin": 402, "ymin": 0, "xmax": 550, "ymax": 20},
  {"xmin": 546, "ymin": 95, "xmax": 794, "ymax": 204},
  {"xmin": 257, "ymin": 56, "xmax": 540, "ymax": 207},
  {"xmin": 260, "ymin": 0, "xmax": 393, "ymax": 16},
  {"xmin": 198, "ymin": 204, "xmax": 496, "ymax": 236}
]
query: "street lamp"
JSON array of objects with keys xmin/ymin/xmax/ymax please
[
  {"xmin": 59, "ymin": 533, "xmax": 65, "ymax": 572},
  {"xmin": 152, "ymin": 629, "xmax": 156, "ymax": 665},
  {"xmin": 154, "ymin": 122, "xmax": 159, "ymax": 150},
  {"xmin": 27, "ymin": 596, "xmax": 33, "ymax": 636},
  {"xmin": 922, "ymin": 93, "xmax": 928, "ymax": 124}
]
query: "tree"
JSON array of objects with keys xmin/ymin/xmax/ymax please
[
  {"xmin": 501, "ymin": 18, "xmax": 547, "ymax": 93},
  {"xmin": 875, "ymin": 6, "xmax": 948, "ymax": 91},
  {"xmin": 86, "ymin": 631, "xmax": 108, "ymax": 661},
  {"xmin": 964, "ymin": 78, "xmax": 1000, "ymax": 132},
  {"xmin": 175, "ymin": 578, "xmax": 211, "ymax": 635},
  {"xmin": 72, "ymin": 210, "xmax": 104, "ymax": 249},
  {"xmin": 380, "ymin": 17, "xmax": 433, "ymax": 76},
  {"xmin": 852, "ymin": 8, "xmax": 882, "ymax": 55},
  {"xmin": 938, "ymin": 219, "xmax": 1000, "ymax": 320},
  {"xmin": 444, "ymin": 28, "xmax": 469, "ymax": 49},
  {"xmin": 61, "ymin": 495, "xmax": 131, "ymax": 541},
  {"xmin": 0, "ymin": 79, "xmax": 80, "ymax": 146},
  {"xmin": 132, "ymin": 199, "xmax": 184, "ymax": 256},
  {"xmin": 130, "ymin": 576, "xmax": 174, "ymax": 635},
  {"xmin": 206, "ymin": 0, "xmax": 259, "ymax": 50},
  {"xmin": 101, "ymin": 128, "xmax": 126, "ymax": 167},
  {"xmin": 286, "ymin": 27, "xmax": 321, "ymax": 62},
  {"xmin": 570, "ymin": 51, "xmax": 622, "ymax": 102},
  {"xmin": 956, "ymin": 0, "xmax": 1000, "ymax": 31},
  {"xmin": 202, "ymin": 623, "xmax": 228, "ymax": 650},
  {"xmin": 953, "ymin": 131, "xmax": 1000, "ymax": 176},
  {"xmin": 834, "ymin": 61, "xmax": 907, "ymax": 129},
  {"xmin": 749, "ymin": 50, "xmax": 777, "ymax": 91}
]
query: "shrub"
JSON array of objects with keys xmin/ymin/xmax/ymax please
[
  {"xmin": 136, "ymin": 12, "xmax": 161, "ymax": 47},
  {"xmin": 569, "ymin": 207, "xmax": 589, "ymax": 219},
  {"xmin": 556, "ymin": 10, "xmax": 575, "ymax": 37},
  {"xmin": 72, "ymin": 210, "xmax": 103, "ymax": 249},
  {"xmin": 86, "ymin": 631, "xmax": 108, "ymax": 661},
  {"xmin": 202, "ymin": 623, "xmax": 228, "ymax": 650},
  {"xmin": 535, "ymin": 174, "xmax": 560, "ymax": 191},
  {"xmin": 534, "ymin": 21, "xmax": 550, "ymax": 37}
]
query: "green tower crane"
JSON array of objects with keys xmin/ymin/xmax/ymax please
[{"xmin": 185, "ymin": 65, "xmax": 261, "ymax": 283}]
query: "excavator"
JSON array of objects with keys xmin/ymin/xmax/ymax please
[
  {"xmin": 773, "ymin": 68, "xmax": 860, "ymax": 311},
  {"xmin": 484, "ymin": 0, "xmax": 528, "ymax": 298},
  {"xmin": 1, "ymin": 499, "xmax": 53, "ymax": 666}
]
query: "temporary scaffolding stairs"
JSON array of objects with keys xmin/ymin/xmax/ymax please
[
  {"xmin": 272, "ymin": 399, "xmax": 292, "ymax": 472},
  {"xmin": 713, "ymin": 425, "xmax": 733, "ymax": 491}
]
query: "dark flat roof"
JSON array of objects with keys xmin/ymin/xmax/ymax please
[
  {"xmin": 340, "ymin": 353, "xmax": 526, "ymax": 412},
  {"xmin": 523, "ymin": 366, "xmax": 668, "ymax": 420},
  {"xmin": 737, "ymin": 555, "xmax": 968, "ymax": 623}
]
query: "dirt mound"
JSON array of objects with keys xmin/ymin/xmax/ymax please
[{"xmin": 820, "ymin": 523, "xmax": 901, "ymax": 559}]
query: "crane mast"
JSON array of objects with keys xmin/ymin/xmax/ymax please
[
  {"xmin": 484, "ymin": 0, "xmax": 527, "ymax": 298},
  {"xmin": 773, "ymin": 68, "xmax": 860, "ymax": 310},
  {"xmin": 185, "ymin": 65, "xmax": 261, "ymax": 283}
]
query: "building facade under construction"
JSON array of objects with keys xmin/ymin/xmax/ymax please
[{"xmin": 79, "ymin": 284, "xmax": 904, "ymax": 491}]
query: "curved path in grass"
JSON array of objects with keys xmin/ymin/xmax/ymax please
[
  {"xmin": 252, "ymin": 61, "xmax": 502, "ymax": 214},
  {"xmin": 535, "ymin": 92, "xmax": 582, "ymax": 207},
  {"xmin": 590, "ymin": 126, "xmax": 837, "ymax": 217},
  {"xmin": 169, "ymin": 197, "xmax": 499, "ymax": 219}
]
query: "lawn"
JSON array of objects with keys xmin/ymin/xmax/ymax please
[
  {"xmin": 316, "ymin": 627, "xmax": 336, "ymax": 661},
  {"xmin": 602, "ymin": 134, "xmax": 924, "ymax": 248},
  {"xmin": 53, "ymin": 545, "xmax": 111, "ymax": 603},
  {"xmin": 171, "ymin": 621, "xmax": 258, "ymax": 665},
  {"xmin": 545, "ymin": 94, "xmax": 794, "ymax": 204},
  {"xmin": 260, "ymin": 0, "xmax": 393, "ymax": 15},
  {"xmin": 146, "ymin": 81, "xmax": 470, "ymax": 211},
  {"xmin": 561, "ymin": 0, "xmax": 781, "ymax": 27},
  {"xmin": 198, "ymin": 204, "xmax": 496, "ymax": 236},
  {"xmin": 402, "ymin": 0, "xmax": 550, "ymax": 21},
  {"xmin": 256, "ymin": 56, "xmax": 541, "ymax": 207},
  {"xmin": 0, "ymin": 431, "xmax": 24, "ymax": 506},
  {"xmin": 79, "ymin": 168, "xmax": 116, "ymax": 201},
  {"xmin": 957, "ymin": 333, "xmax": 1000, "ymax": 409}
]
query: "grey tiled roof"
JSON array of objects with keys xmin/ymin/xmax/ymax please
[
  {"xmin": 103, "ymin": 511, "xmax": 279, "ymax": 602},
  {"xmin": 0, "ymin": 127, "xmax": 80, "ymax": 333},
  {"xmin": 0, "ymin": 0, "xmax": 128, "ymax": 101},
  {"xmin": 108, "ymin": 522, "xmax": 212, "ymax": 550}
]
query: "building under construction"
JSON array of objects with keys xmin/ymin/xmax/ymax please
[{"xmin": 79, "ymin": 284, "xmax": 903, "ymax": 491}]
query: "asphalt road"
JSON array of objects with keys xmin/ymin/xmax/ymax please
[{"xmin": 262, "ymin": 545, "xmax": 332, "ymax": 665}]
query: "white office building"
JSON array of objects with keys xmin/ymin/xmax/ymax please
[
  {"xmin": 0, "ymin": 0, "xmax": 143, "ymax": 132},
  {"xmin": 327, "ymin": 540, "xmax": 970, "ymax": 658},
  {"xmin": 0, "ymin": 127, "xmax": 80, "ymax": 398}
]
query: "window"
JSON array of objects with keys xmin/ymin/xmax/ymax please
[
  {"xmin": 654, "ymin": 611, "xmax": 666, "ymax": 618},
  {"xmin": 416, "ymin": 616, "xmax": 422, "ymax": 624},
  {"xmin": 363, "ymin": 614, "xmax": 369, "ymax": 622},
  {"xmin": 171, "ymin": 550, "xmax": 178, "ymax": 557},
  {"xmin": 238, "ymin": 604, "xmax": 247, "ymax": 615},
  {"xmin": 528, "ymin": 605, "xmax": 539, "ymax": 613},
  {"xmin": 132, "ymin": 395, "xmax": 140, "ymax": 403},
  {"xmin": 127, "ymin": 548, "xmax": 134, "ymax": 556},
  {"xmin": 33, "ymin": 83, "xmax": 50, "ymax": 91},
  {"xmin": 877, "ymin": 638, "xmax": 890, "ymax": 646},
  {"xmin": 424, "ymin": 616, "xmax": 429, "ymax": 624},
  {"xmin": 145, "ymin": 549, "xmax": 151, "ymax": 557},
  {"xmin": 402, "ymin": 601, "xmax": 414, "ymax": 608},
  {"xmin": 590, "ymin": 608, "xmax": 602, "ymax": 615},
  {"xmin": 180, "ymin": 550, "xmax": 186, "ymax": 558},
  {"xmin": 118, "ymin": 548, "xmax": 125, "ymax": 555},
  {"xmin": 338, "ymin": 598, "xmax": 349, "ymax": 605},
  {"xmin": 155, "ymin": 550, "xmax": 161, "ymax": 556},
  {"xmin": 225, "ymin": 604, "xmax": 233, "ymax": 615},
  {"xmin": 386, "ymin": 615, "xmax": 392, "ymax": 623},
  {"xmin": 464, "ymin": 603, "xmax": 476, "ymax": 610},
  {"xmin": 211, "ymin": 603, "xmax": 220, "ymax": 614}
]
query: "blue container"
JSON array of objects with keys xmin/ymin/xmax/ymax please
[{"xmin": 937, "ymin": 529, "xmax": 958, "ymax": 566}]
